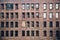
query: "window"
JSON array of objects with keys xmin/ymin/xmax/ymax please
[
  {"xmin": 43, "ymin": 13, "xmax": 46, "ymax": 18},
  {"xmin": 56, "ymin": 21, "xmax": 59, "ymax": 27},
  {"xmin": 26, "ymin": 3, "xmax": 30, "ymax": 10},
  {"xmin": 31, "ymin": 21, "xmax": 34, "ymax": 27},
  {"xmin": 27, "ymin": 31, "xmax": 30, "ymax": 36},
  {"xmin": 22, "ymin": 30, "xmax": 25, "ymax": 36},
  {"xmin": 6, "ymin": 31, "xmax": 9, "ymax": 36},
  {"xmin": 6, "ymin": 12, "xmax": 9, "ymax": 18},
  {"xmin": 11, "ymin": 12, "xmax": 14, "ymax": 19},
  {"xmin": 36, "ymin": 3, "xmax": 39, "ymax": 10},
  {"xmin": 31, "ymin": 3, "xmax": 34, "ymax": 10},
  {"xmin": 43, "ymin": 21, "xmax": 46, "ymax": 27},
  {"xmin": 49, "ymin": 3, "xmax": 53, "ymax": 9},
  {"xmin": 6, "ymin": 22, "xmax": 9, "ymax": 28},
  {"xmin": 10, "ymin": 22, "xmax": 14, "ymax": 28},
  {"xmin": 43, "ymin": 30, "xmax": 47, "ymax": 36},
  {"xmin": 6, "ymin": 4, "xmax": 13, "ymax": 10},
  {"xmin": 31, "ymin": 31, "xmax": 34, "ymax": 36},
  {"xmin": 15, "ymin": 4, "xmax": 18, "ymax": 10},
  {"xmin": 56, "ymin": 3, "xmax": 59, "ymax": 9},
  {"xmin": 49, "ymin": 12, "xmax": 53, "ymax": 18},
  {"xmin": 1, "ymin": 21, "xmax": 4, "ymax": 28},
  {"xmin": 56, "ymin": 30, "xmax": 60, "ymax": 37},
  {"xmin": 50, "ymin": 30, "xmax": 53, "ymax": 37},
  {"xmin": 10, "ymin": 30, "xmax": 13, "ymax": 36},
  {"xmin": 44, "ymin": 3, "xmax": 47, "ymax": 9},
  {"xmin": 0, "ymin": 12, "xmax": 4, "ymax": 18},
  {"xmin": 49, "ymin": 21, "xmax": 53, "ymax": 27},
  {"xmin": 36, "ymin": 30, "xmax": 39, "ymax": 36},
  {"xmin": 1, "ymin": 31, "xmax": 4, "ymax": 37},
  {"xmin": 15, "ymin": 22, "xmax": 18, "ymax": 27},
  {"xmin": 56, "ymin": 12, "xmax": 59, "ymax": 18},
  {"xmin": 36, "ymin": 21, "xmax": 39, "ymax": 27},
  {"xmin": 22, "ymin": 21, "xmax": 25, "ymax": 27},
  {"xmin": 36, "ymin": 12, "xmax": 39, "ymax": 18},
  {"xmin": 15, "ymin": 12, "xmax": 18, "ymax": 18},
  {"xmin": 22, "ymin": 12, "xmax": 25, "ymax": 18},
  {"xmin": 0, "ymin": 4, "xmax": 4, "ymax": 10},
  {"xmin": 27, "ymin": 12, "xmax": 30, "ymax": 18},
  {"xmin": 22, "ymin": 3, "xmax": 25, "ymax": 10},
  {"xmin": 15, "ymin": 31, "xmax": 18, "ymax": 37},
  {"xmin": 31, "ymin": 12, "xmax": 34, "ymax": 18},
  {"xmin": 27, "ymin": 21, "xmax": 30, "ymax": 27}
]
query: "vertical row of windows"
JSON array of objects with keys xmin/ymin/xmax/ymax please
[
  {"xmin": 22, "ymin": 30, "xmax": 39, "ymax": 36},
  {"xmin": 0, "ymin": 22, "xmax": 18, "ymax": 28},
  {"xmin": 0, "ymin": 30, "xmax": 18, "ymax": 37}
]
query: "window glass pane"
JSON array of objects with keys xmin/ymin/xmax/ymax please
[
  {"xmin": 43, "ymin": 21, "xmax": 46, "ymax": 27},
  {"xmin": 15, "ymin": 31, "xmax": 18, "ymax": 37},
  {"xmin": 6, "ymin": 31, "xmax": 9, "ymax": 36},
  {"xmin": 36, "ymin": 12, "xmax": 39, "ymax": 18},
  {"xmin": 50, "ymin": 30, "xmax": 53, "ymax": 37},
  {"xmin": 44, "ymin": 3, "xmax": 47, "ymax": 9},
  {"xmin": 27, "ymin": 31, "xmax": 30, "ymax": 36},
  {"xmin": 26, "ymin": 4, "xmax": 30, "ymax": 10},
  {"xmin": 31, "ymin": 3, "xmax": 34, "ymax": 10},
  {"xmin": 56, "ymin": 3, "xmax": 59, "ymax": 9},
  {"xmin": 6, "ymin": 22, "xmax": 9, "ymax": 27},
  {"xmin": 22, "ymin": 30, "xmax": 25, "ymax": 36},
  {"xmin": 1, "ymin": 22, "xmax": 4, "ymax": 28},
  {"xmin": 56, "ymin": 21, "xmax": 59, "ymax": 27},
  {"xmin": 36, "ymin": 3, "xmax": 39, "ymax": 10},
  {"xmin": 43, "ymin": 30, "xmax": 47, "ymax": 36},
  {"xmin": 36, "ymin": 30, "xmax": 39, "ymax": 36},
  {"xmin": 56, "ymin": 12, "xmax": 59, "ymax": 18},
  {"xmin": 1, "ymin": 31, "xmax": 4, "ymax": 37},
  {"xmin": 50, "ymin": 3, "xmax": 53, "ymax": 9},
  {"xmin": 43, "ymin": 13, "xmax": 46, "ymax": 18},
  {"xmin": 22, "ymin": 3, "xmax": 25, "ymax": 10},
  {"xmin": 31, "ymin": 31, "xmax": 34, "ymax": 36},
  {"xmin": 49, "ymin": 12, "xmax": 52, "ymax": 18},
  {"xmin": 10, "ymin": 31, "xmax": 13, "ymax": 36},
  {"xmin": 6, "ymin": 4, "xmax": 13, "ymax": 10},
  {"xmin": 50, "ymin": 21, "xmax": 53, "ymax": 27}
]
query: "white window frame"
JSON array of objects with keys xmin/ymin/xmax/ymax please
[
  {"xmin": 56, "ymin": 12, "xmax": 59, "ymax": 18},
  {"xmin": 44, "ymin": 3, "xmax": 47, "ymax": 9},
  {"xmin": 49, "ymin": 12, "xmax": 53, "ymax": 18},
  {"xmin": 43, "ymin": 13, "xmax": 46, "ymax": 18},
  {"xmin": 49, "ymin": 3, "xmax": 53, "ymax": 9}
]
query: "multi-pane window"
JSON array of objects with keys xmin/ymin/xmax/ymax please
[
  {"xmin": 26, "ymin": 3, "xmax": 30, "ymax": 10},
  {"xmin": 36, "ymin": 21, "xmax": 39, "ymax": 27},
  {"xmin": 31, "ymin": 31, "xmax": 34, "ymax": 36},
  {"xmin": 27, "ymin": 31, "xmax": 30, "ymax": 36},
  {"xmin": 31, "ymin": 12, "xmax": 34, "ymax": 18},
  {"xmin": 36, "ymin": 12, "xmax": 39, "ymax": 18},
  {"xmin": 27, "ymin": 21, "xmax": 30, "ymax": 27},
  {"xmin": 10, "ymin": 22, "xmax": 14, "ymax": 28},
  {"xmin": 6, "ymin": 4, "xmax": 13, "ymax": 10},
  {"xmin": 15, "ymin": 22, "xmax": 18, "ymax": 27},
  {"xmin": 36, "ymin": 3, "xmax": 39, "ymax": 10},
  {"xmin": 6, "ymin": 31, "xmax": 9, "ymax": 36},
  {"xmin": 11, "ymin": 12, "xmax": 14, "ymax": 18},
  {"xmin": 22, "ymin": 12, "xmax": 25, "ymax": 18},
  {"xmin": 0, "ymin": 4, "xmax": 4, "ymax": 10},
  {"xmin": 15, "ymin": 31, "xmax": 18, "ymax": 37},
  {"xmin": 56, "ymin": 3, "xmax": 59, "ymax": 9},
  {"xmin": 0, "ymin": 12, "xmax": 4, "ymax": 18},
  {"xmin": 15, "ymin": 4, "xmax": 18, "ymax": 10},
  {"xmin": 10, "ymin": 30, "xmax": 13, "ymax": 36},
  {"xmin": 56, "ymin": 30, "xmax": 60, "ymax": 37},
  {"xmin": 43, "ymin": 21, "xmax": 46, "ymax": 27},
  {"xmin": 36, "ymin": 30, "xmax": 39, "ymax": 36},
  {"xmin": 1, "ymin": 21, "xmax": 4, "ymax": 28},
  {"xmin": 22, "ymin": 30, "xmax": 25, "ymax": 36},
  {"xmin": 31, "ymin": 21, "xmax": 34, "ymax": 27},
  {"xmin": 31, "ymin": 3, "xmax": 34, "ymax": 10},
  {"xmin": 27, "ymin": 12, "xmax": 30, "ymax": 18},
  {"xmin": 1, "ymin": 31, "xmax": 4, "ymax": 37},
  {"xmin": 6, "ymin": 22, "xmax": 9, "ymax": 28},
  {"xmin": 56, "ymin": 12, "xmax": 59, "ymax": 18},
  {"xmin": 43, "ymin": 13, "xmax": 46, "ymax": 18},
  {"xmin": 15, "ymin": 12, "xmax": 18, "ymax": 18},
  {"xmin": 49, "ymin": 3, "xmax": 53, "ymax": 9},
  {"xmin": 22, "ymin": 3, "xmax": 25, "ymax": 10},
  {"xmin": 49, "ymin": 21, "xmax": 53, "ymax": 27},
  {"xmin": 49, "ymin": 12, "xmax": 53, "ymax": 18},
  {"xmin": 6, "ymin": 12, "xmax": 9, "ymax": 18},
  {"xmin": 43, "ymin": 30, "xmax": 47, "ymax": 36},
  {"xmin": 44, "ymin": 3, "xmax": 47, "ymax": 9},
  {"xmin": 50, "ymin": 30, "xmax": 53, "ymax": 37},
  {"xmin": 56, "ymin": 21, "xmax": 59, "ymax": 27}
]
